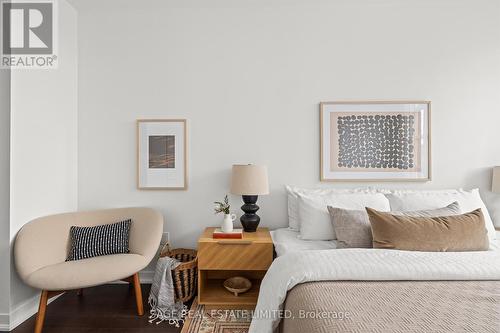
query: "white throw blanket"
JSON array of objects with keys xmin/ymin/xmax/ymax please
[
  {"xmin": 148, "ymin": 256, "xmax": 188, "ymax": 327},
  {"xmin": 249, "ymin": 248, "xmax": 500, "ymax": 333}
]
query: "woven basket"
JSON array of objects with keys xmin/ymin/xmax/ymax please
[{"xmin": 159, "ymin": 244, "xmax": 198, "ymax": 303}]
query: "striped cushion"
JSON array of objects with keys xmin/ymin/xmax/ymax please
[{"xmin": 67, "ymin": 219, "xmax": 132, "ymax": 261}]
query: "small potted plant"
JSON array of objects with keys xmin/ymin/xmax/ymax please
[{"xmin": 214, "ymin": 195, "xmax": 236, "ymax": 233}]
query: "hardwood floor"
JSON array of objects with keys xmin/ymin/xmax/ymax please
[{"xmin": 13, "ymin": 284, "xmax": 188, "ymax": 333}]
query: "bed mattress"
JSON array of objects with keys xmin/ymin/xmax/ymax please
[
  {"xmin": 270, "ymin": 228, "xmax": 337, "ymax": 257},
  {"xmin": 271, "ymin": 229, "xmax": 500, "ymax": 257}
]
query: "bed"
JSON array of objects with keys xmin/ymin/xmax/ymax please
[
  {"xmin": 250, "ymin": 248, "xmax": 500, "ymax": 333},
  {"xmin": 249, "ymin": 188, "xmax": 500, "ymax": 333}
]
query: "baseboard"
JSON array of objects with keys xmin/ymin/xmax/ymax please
[
  {"xmin": 0, "ymin": 313, "xmax": 9, "ymax": 331},
  {"xmin": 110, "ymin": 271, "xmax": 154, "ymax": 285},
  {"xmin": 139, "ymin": 270, "xmax": 154, "ymax": 284},
  {"xmin": 9, "ymin": 294, "xmax": 41, "ymax": 331},
  {"xmin": 1, "ymin": 293, "xmax": 61, "ymax": 332},
  {"xmin": 9, "ymin": 294, "xmax": 40, "ymax": 331}
]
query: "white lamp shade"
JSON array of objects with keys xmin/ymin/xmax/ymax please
[
  {"xmin": 493, "ymin": 166, "xmax": 500, "ymax": 193},
  {"xmin": 230, "ymin": 165, "xmax": 269, "ymax": 195}
]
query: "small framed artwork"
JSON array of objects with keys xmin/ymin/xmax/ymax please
[
  {"xmin": 320, "ymin": 101, "xmax": 431, "ymax": 182},
  {"xmin": 137, "ymin": 119, "xmax": 187, "ymax": 189}
]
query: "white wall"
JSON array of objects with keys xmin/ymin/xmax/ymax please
[
  {"xmin": 76, "ymin": 0, "xmax": 500, "ymax": 249},
  {"xmin": 0, "ymin": 69, "xmax": 10, "ymax": 330},
  {"xmin": 7, "ymin": 1, "xmax": 78, "ymax": 328}
]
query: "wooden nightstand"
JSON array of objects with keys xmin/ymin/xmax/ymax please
[{"xmin": 197, "ymin": 227, "xmax": 273, "ymax": 308}]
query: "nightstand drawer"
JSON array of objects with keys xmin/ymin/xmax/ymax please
[{"xmin": 198, "ymin": 241, "xmax": 273, "ymax": 270}]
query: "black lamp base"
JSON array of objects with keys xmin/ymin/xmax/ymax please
[{"xmin": 240, "ymin": 195, "xmax": 260, "ymax": 232}]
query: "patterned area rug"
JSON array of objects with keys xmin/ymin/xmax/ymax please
[{"xmin": 181, "ymin": 298, "xmax": 251, "ymax": 333}]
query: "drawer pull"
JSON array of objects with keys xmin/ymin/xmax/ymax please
[{"xmin": 216, "ymin": 240, "xmax": 253, "ymax": 245}]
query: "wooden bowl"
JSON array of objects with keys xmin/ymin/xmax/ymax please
[{"xmin": 223, "ymin": 276, "xmax": 252, "ymax": 297}]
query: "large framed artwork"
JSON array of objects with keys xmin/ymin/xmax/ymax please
[
  {"xmin": 137, "ymin": 119, "xmax": 187, "ymax": 189},
  {"xmin": 320, "ymin": 101, "xmax": 431, "ymax": 182}
]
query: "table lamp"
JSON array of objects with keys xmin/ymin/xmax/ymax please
[
  {"xmin": 492, "ymin": 166, "xmax": 500, "ymax": 193},
  {"xmin": 230, "ymin": 164, "xmax": 269, "ymax": 232}
]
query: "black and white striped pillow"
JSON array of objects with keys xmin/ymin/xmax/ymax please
[{"xmin": 67, "ymin": 219, "xmax": 132, "ymax": 261}]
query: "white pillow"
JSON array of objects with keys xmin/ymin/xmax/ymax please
[
  {"xmin": 298, "ymin": 192, "xmax": 390, "ymax": 240},
  {"xmin": 386, "ymin": 188, "xmax": 497, "ymax": 243},
  {"xmin": 286, "ymin": 185, "xmax": 376, "ymax": 231}
]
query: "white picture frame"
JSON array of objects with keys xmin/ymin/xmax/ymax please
[
  {"xmin": 137, "ymin": 119, "xmax": 188, "ymax": 189},
  {"xmin": 320, "ymin": 101, "xmax": 431, "ymax": 182}
]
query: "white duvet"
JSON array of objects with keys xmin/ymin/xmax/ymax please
[{"xmin": 248, "ymin": 248, "xmax": 500, "ymax": 333}]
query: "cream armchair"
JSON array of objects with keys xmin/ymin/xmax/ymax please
[{"xmin": 14, "ymin": 207, "xmax": 163, "ymax": 333}]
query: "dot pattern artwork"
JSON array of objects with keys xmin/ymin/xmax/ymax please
[{"xmin": 337, "ymin": 114, "xmax": 416, "ymax": 170}]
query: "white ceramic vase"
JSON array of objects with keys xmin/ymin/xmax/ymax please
[{"xmin": 221, "ymin": 213, "xmax": 236, "ymax": 233}]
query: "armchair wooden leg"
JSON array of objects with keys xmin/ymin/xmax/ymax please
[
  {"xmin": 34, "ymin": 291, "xmax": 48, "ymax": 333},
  {"xmin": 132, "ymin": 273, "xmax": 144, "ymax": 316},
  {"xmin": 77, "ymin": 289, "xmax": 83, "ymax": 296}
]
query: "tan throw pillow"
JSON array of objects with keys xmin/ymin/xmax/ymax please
[
  {"xmin": 366, "ymin": 208, "xmax": 489, "ymax": 252},
  {"xmin": 327, "ymin": 202, "xmax": 461, "ymax": 248}
]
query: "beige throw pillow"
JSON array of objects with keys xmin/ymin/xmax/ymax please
[
  {"xmin": 367, "ymin": 208, "xmax": 489, "ymax": 252},
  {"xmin": 327, "ymin": 202, "xmax": 461, "ymax": 248}
]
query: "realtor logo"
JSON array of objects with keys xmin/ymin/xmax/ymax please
[{"xmin": 1, "ymin": 0, "xmax": 57, "ymax": 68}]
